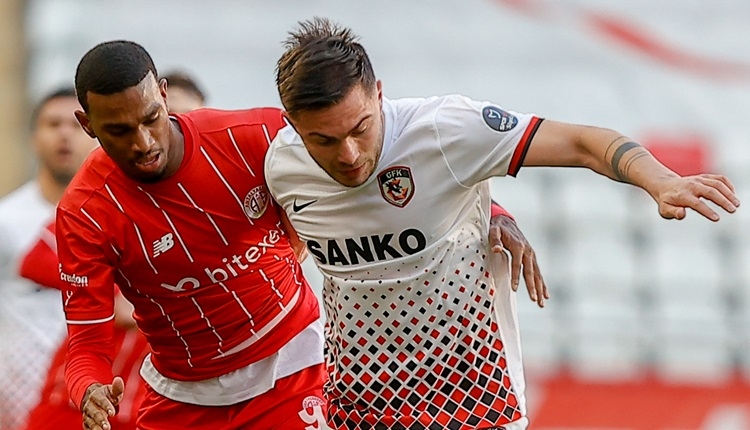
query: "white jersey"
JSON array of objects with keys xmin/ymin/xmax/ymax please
[
  {"xmin": 0, "ymin": 181, "xmax": 65, "ymax": 429},
  {"xmin": 266, "ymin": 95, "xmax": 542, "ymax": 430}
]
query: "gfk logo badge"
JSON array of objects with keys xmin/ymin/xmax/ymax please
[
  {"xmin": 378, "ymin": 166, "xmax": 415, "ymax": 208},
  {"xmin": 152, "ymin": 233, "xmax": 174, "ymax": 257}
]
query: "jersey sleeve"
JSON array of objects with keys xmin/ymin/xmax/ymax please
[
  {"xmin": 65, "ymin": 320, "xmax": 116, "ymax": 409},
  {"xmin": 434, "ymin": 95, "xmax": 543, "ymax": 186},
  {"xmin": 56, "ymin": 205, "xmax": 117, "ymax": 324},
  {"xmin": 56, "ymin": 205, "xmax": 119, "ymax": 408}
]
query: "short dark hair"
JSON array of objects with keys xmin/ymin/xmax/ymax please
[
  {"xmin": 160, "ymin": 70, "xmax": 206, "ymax": 104},
  {"xmin": 75, "ymin": 40, "xmax": 157, "ymax": 111},
  {"xmin": 276, "ymin": 17, "xmax": 376, "ymax": 116},
  {"xmin": 30, "ymin": 86, "xmax": 77, "ymax": 129}
]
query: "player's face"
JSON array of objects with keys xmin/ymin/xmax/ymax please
[
  {"xmin": 286, "ymin": 81, "xmax": 384, "ymax": 187},
  {"xmin": 76, "ymin": 73, "xmax": 181, "ymax": 183},
  {"xmin": 32, "ymin": 96, "xmax": 96, "ymax": 185},
  {"xmin": 166, "ymin": 86, "xmax": 203, "ymax": 114}
]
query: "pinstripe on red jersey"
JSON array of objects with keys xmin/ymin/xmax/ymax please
[{"xmin": 56, "ymin": 108, "xmax": 320, "ymax": 381}]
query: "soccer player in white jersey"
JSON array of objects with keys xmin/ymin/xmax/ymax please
[
  {"xmin": 0, "ymin": 87, "xmax": 96, "ymax": 429},
  {"xmin": 265, "ymin": 18, "xmax": 740, "ymax": 430}
]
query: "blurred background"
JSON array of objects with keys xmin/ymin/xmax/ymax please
[{"xmin": 1, "ymin": 0, "xmax": 749, "ymax": 428}]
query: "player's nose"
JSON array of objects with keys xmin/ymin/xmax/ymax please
[
  {"xmin": 337, "ymin": 137, "xmax": 360, "ymax": 165},
  {"xmin": 131, "ymin": 126, "xmax": 156, "ymax": 154}
]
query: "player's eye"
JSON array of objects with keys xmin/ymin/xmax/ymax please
[
  {"xmin": 108, "ymin": 128, "xmax": 129, "ymax": 137},
  {"xmin": 313, "ymin": 137, "xmax": 336, "ymax": 146},
  {"xmin": 144, "ymin": 112, "xmax": 160, "ymax": 125}
]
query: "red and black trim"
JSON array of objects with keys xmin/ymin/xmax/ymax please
[{"xmin": 508, "ymin": 116, "xmax": 544, "ymax": 177}]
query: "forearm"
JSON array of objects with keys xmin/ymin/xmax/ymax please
[
  {"xmin": 66, "ymin": 321, "xmax": 116, "ymax": 409},
  {"xmin": 575, "ymin": 128, "xmax": 679, "ymax": 199}
]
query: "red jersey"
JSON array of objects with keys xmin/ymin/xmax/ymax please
[{"xmin": 56, "ymin": 108, "xmax": 320, "ymax": 406}]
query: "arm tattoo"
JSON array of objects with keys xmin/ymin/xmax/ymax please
[
  {"xmin": 604, "ymin": 136, "xmax": 628, "ymax": 161},
  {"xmin": 608, "ymin": 140, "xmax": 645, "ymax": 182}
]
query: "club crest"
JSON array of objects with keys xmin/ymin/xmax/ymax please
[
  {"xmin": 378, "ymin": 166, "xmax": 414, "ymax": 208},
  {"xmin": 243, "ymin": 185, "xmax": 270, "ymax": 219}
]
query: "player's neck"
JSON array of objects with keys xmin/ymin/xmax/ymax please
[
  {"xmin": 163, "ymin": 117, "xmax": 186, "ymax": 179},
  {"xmin": 36, "ymin": 168, "xmax": 69, "ymax": 205}
]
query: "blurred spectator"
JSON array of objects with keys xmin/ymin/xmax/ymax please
[
  {"xmin": 0, "ymin": 87, "xmax": 96, "ymax": 429},
  {"xmin": 20, "ymin": 222, "xmax": 148, "ymax": 430},
  {"xmin": 160, "ymin": 70, "xmax": 206, "ymax": 113}
]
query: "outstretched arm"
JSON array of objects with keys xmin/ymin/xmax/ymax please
[
  {"xmin": 489, "ymin": 201, "xmax": 548, "ymax": 307},
  {"xmin": 522, "ymin": 120, "xmax": 740, "ymax": 221}
]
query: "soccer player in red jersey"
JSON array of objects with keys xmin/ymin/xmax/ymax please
[
  {"xmin": 56, "ymin": 40, "xmax": 327, "ymax": 430},
  {"xmin": 22, "ymin": 70, "xmax": 207, "ymax": 430}
]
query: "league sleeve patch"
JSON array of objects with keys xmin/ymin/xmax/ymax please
[{"xmin": 482, "ymin": 106, "xmax": 518, "ymax": 132}]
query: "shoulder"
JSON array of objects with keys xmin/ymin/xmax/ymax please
[
  {"xmin": 387, "ymin": 95, "xmax": 479, "ymax": 133},
  {"xmin": 180, "ymin": 107, "xmax": 285, "ymax": 135},
  {"xmin": 0, "ymin": 182, "xmax": 38, "ymax": 216},
  {"xmin": 58, "ymin": 149, "xmax": 114, "ymax": 213},
  {"xmin": 265, "ymin": 124, "xmax": 306, "ymax": 178},
  {"xmin": 269, "ymin": 122, "xmax": 302, "ymax": 151},
  {"xmin": 402, "ymin": 94, "xmax": 525, "ymax": 140},
  {"xmin": 0, "ymin": 183, "xmax": 46, "ymax": 237}
]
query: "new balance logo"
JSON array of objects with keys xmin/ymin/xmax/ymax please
[
  {"xmin": 293, "ymin": 198, "xmax": 317, "ymax": 212},
  {"xmin": 153, "ymin": 233, "xmax": 175, "ymax": 257}
]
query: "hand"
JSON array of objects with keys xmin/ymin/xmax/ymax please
[
  {"xmin": 81, "ymin": 377, "xmax": 124, "ymax": 430},
  {"xmin": 652, "ymin": 174, "xmax": 740, "ymax": 221},
  {"xmin": 489, "ymin": 214, "xmax": 549, "ymax": 307}
]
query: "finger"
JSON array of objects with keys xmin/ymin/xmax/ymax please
[
  {"xmin": 83, "ymin": 414, "xmax": 105, "ymax": 430},
  {"xmin": 532, "ymin": 258, "xmax": 549, "ymax": 300},
  {"xmin": 531, "ymin": 267, "xmax": 544, "ymax": 308},
  {"xmin": 522, "ymin": 254, "xmax": 537, "ymax": 303},
  {"xmin": 703, "ymin": 174, "xmax": 737, "ymax": 195},
  {"xmin": 522, "ymin": 250, "xmax": 547, "ymax": 307},
  {"xmin": 531, "ymin": 254, "xmax": 549, "ymax": 308},
  {"xmin": 520, "ymin": 251, "xmax": 535, "ymax": 300},
  {"xmin": 84, "ymin": 409, "xmax": 110, "ymax": 430},
  {"xmin": 110, "ymin": 377, "xmax": 125, "ymax": 403},
  {"xmin": 698, "ymin": 176, "xmax": 740, "ymax": 206},
  {"xmin": 90, "ymin": 393, "xmax": 116, "ymax": 417},
  {"xmin": 695, "ymin": 182, "xmax": 738, "ymax": 213},
  {"xmin": 660, "ymin": 204, "xmax": 688, "ymax": 220},
  {"xmin": 680, "ymin": 194, "xmax": 721, "ymax": 221},
  {"xmin": 534, "ymin": 262, "xmax": 549, "ymax": 308},
  {"xmin": 509, "ymin": 245, "xmax": 523, "ymax": 291},
  {"xmin": 488, "ymin": 226, "xmax": 504, "ymax": 253}
]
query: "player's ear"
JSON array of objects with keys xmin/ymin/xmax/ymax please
[
  {"xmin": 74, "ymin": 110, "xmax": 96, "ymax": 139},
  {"xmin": 159, "ymin": 78, "xmax": 168, "ymax": 99},
  {"xmin": 281, "ymin": 111, "xmax": 298, "ymax": 132}
]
